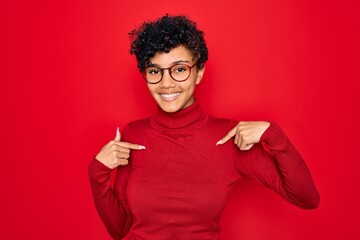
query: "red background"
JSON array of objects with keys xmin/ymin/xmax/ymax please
[{"xmin": 1, "ymin": 0, "xmax": 359, "ymax": 239}]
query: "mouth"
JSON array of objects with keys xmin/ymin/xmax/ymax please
[{"xmin": 159, "ymin": 92, "xmax": 181, "ymax": 101}]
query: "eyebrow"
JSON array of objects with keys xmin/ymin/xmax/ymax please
[{"xmin": 148, "ymin": 60, "xmax": 191, "ymax": 68}]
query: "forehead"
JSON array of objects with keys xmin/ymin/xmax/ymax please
[{"xmin": 150, "ymin": 45, "xmax": 194, "ymax": 65}]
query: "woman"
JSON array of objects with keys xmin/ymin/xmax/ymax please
[{"xmin": 88, "ymin": 15, "xmax": 319, "ymax": 240}]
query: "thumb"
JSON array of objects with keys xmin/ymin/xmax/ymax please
[
  {"xmin": 216, "ymin": 125, "xmax": 237, "ymax": 146},
  {"xmin": 114, "ymin": 127, "xmax": 121, "ymax": 142}
]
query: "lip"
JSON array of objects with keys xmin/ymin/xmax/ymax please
[{"xmin": 159, "ymin": 92, "xmax": 181, "ymax": 101}]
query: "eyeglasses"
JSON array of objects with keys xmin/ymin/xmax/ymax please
[{"xmin": 142, "ymin": 62, "xmax": 197, "ymax": 84}]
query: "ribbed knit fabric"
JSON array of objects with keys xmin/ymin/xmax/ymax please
[{"xmin": 88, "ymin": 101, "xmax": 319, "ymax": 240}]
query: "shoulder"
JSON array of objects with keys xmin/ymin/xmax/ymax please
[
  {"xmin": 206, "ymin": 114, "xmax": 239, "ymax": 130},
  {"xmin": 121, "ymin": 117, "xmax": 152, "ymax": 141},
  {"xmin": 207, "ymin": 115, "xmax": 238, "ymax": 134},
  {"xmin": 125, "ymin": 117, "xmax": 151, "ymax": 129}
]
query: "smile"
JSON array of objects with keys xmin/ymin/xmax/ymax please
[{"xmin": 159, "ymin": 92, "xmax": 181, "ymax": 101}]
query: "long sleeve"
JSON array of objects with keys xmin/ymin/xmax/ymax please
[
  {"xmin": 235, "ymin": 122, "xmax": 320, "ymax": 209},
  {"xmin": 88, "ymin": 159, "xmax": 132, "ymax": 239}
]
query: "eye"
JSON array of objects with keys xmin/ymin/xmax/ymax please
[
  {"xmin": 173, "ymin": 65, "xmax": 188, "ymax": 73},
  {"xmin": 149, "ymin": 70, "xmax": 159, "ymax": 74},
  {"xmin": 147, "ymin": 67, "xmax": 161, "ymax": 75}
]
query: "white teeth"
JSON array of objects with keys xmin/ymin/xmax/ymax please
[{"xmin": 160, "ymin": 92, "xmax": 180, "ymax": 99}]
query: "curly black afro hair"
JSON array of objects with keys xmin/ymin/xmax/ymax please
[{"xmin": 129, "ymin": 14, "xmax": 208, "ymax": 71}]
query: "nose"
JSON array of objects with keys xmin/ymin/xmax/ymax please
[{"xmin": 159, "ymin": 69, "xmax": 176, "ymax": 88}]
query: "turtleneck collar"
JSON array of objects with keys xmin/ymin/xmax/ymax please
[{"xmin": 150, "ymin": 100, "xmax": 208, "ymax": 133}]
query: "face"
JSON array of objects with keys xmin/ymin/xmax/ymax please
[{"xmin": 145, "ymin": 45, "xmax": 205, "ymax": 113}]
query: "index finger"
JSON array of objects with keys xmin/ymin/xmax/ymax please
[
  {"xmin": 113, "ymin": 141, "xmax": 146, "ymax": 150},
  {"xmin": 216, "ymin": 125, "xmax": 238, "ymax": 145}
]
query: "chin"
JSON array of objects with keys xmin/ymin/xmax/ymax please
[
  {"xmin": 153, "ymin": 94, "xmax": 194, "ymax": 113},
  {"xmin": 158, "ymin": 102, "xmax": 182, "ymax": 113}
]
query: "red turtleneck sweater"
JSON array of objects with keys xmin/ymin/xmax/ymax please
[{"xmin": 88, "ymin": 101, "xmax": 319, "ymax": 240}]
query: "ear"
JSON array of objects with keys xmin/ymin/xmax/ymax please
[{"xmin": 195, "ymin": 66, "xmax": 206, "ymax": 85}]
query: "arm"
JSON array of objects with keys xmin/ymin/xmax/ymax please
[
  {"xmin": 88, "ymin": 127, "xmax": 146, "ymax": 239},
  {"xmin": 218, "ymin": 122, "xmax": 320, "ymax": 209},
  {"xmin": 88, "ymin": 160, "xmax": 132, "ymax": 239}
]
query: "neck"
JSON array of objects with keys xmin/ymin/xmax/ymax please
[{"xmin": 151, "ymin": 100, "xmax": 208, "ymax": 132}]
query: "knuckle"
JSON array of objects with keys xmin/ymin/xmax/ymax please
[
  {"xmin": 112, "ymin": 158, "xmax": 119, "ymax": 165},
  {"xmin": 120, "ymin": 160, "xmax": 129, "ymax": 166},
  {"xmin": 119, "ymin": 147, "xmax": 129, "ymax": 153}
]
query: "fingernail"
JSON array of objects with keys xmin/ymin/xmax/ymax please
[
  {"xmin": 116, "ymin": 127, "xmax": 119, "ymax": 134},
  {"xmin": 216, "ymin": 140, "xmax": 222, "ymax": 146},
  {"xmin": 139, "ymin": 145, "xmax": 146, "ymax": 150}
]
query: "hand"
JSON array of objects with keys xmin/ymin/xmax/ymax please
[
  {"xmin": 216, "ymin": 121, "xmax": 270, "ymax": 150},
  {"xmin": 95, "ymin": 127, "xmax": 146, "ymax": 169}
]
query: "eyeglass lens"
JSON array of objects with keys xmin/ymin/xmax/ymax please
[{"xmin": 144, "ymin": 64, "xmax": 191, "ymax": 83}]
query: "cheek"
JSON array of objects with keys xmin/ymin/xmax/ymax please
[
  {"xmin": 181, "ymin": 84, "xmax": 196, "ymax": 98},
  {"xmin": 185, "ymin": 79, "xmax": 198, "ymax": 92},
  {"xmin": 147, "ymin": 85, "xmax": 156, "ymax": 95}
]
